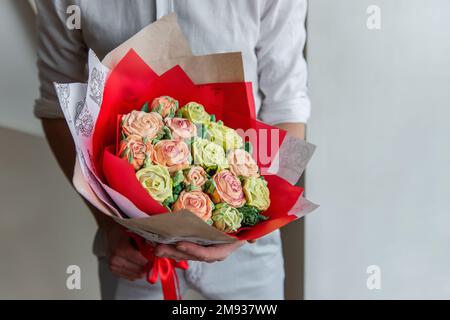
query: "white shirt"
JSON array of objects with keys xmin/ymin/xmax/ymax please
[{"xmin": 35, "ymin": 0, "xmax": 310, "ymax": 125}]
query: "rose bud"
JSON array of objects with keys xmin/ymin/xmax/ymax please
[
  {"xmin": 136, "ymin": 165, "xmax": 173, "ymax": 203},
  {"xmin": 165, "ymin": 117, "xmax": 197, "ymax": 140},
  {"xmin": 173, "ymin": 190, "xmax": 213, "ymax": 222},
  {"xmin": 151, "ymin": 96, "xmax": 179, "ymax": 118},
  {"xmin": 184, "ymin": 166, "xmax": 208, "ymax": 189},
  {"xmin": 118, "ymin": 134, "xmax": 152, "ymax": 171},
  {"xmin": 243, "ymin": 176, "xmax": 271, "ymax": 211},
  {"xmin": 122, "ymin": 110, "xmax": 164, "ymax": 140},
  {"xmin": 211, "ymin": 203, "xmax": 243, "ymax": 233},
  {"xmin": 211, "ymin": 170, "xmax": 246, "ymax": 208},
  {"xmin": 227, "ymin": 149, "xmax": 259, "ymax": 178},
  {"xmin": 151, "ymin": 140, "xmax": 191, "ymax": 173}
]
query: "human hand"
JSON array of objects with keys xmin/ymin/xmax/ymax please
[
  {"xmin": 102, "ymin": 222, "xmax": 148, "ymax": 281},
  {"xmin": 155, "ymin": 240, "xmax": 253, "ymax": 263}
]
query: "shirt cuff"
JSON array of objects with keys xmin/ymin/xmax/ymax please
[
  {"xmin": 258, "ymin": 97, "xmax": 311, "ymax": 125},
  {"xmin": 34, "ymin": 98, "xmax": 65, "ymax": 119}
]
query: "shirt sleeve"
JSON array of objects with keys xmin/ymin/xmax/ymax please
[
  {"xmin": 256, "ymin": 0, "xmax": 311, "ymax": 125},
  {"xmin": 34, "ymin": 0, "xmax": 88, "ymax": 119}
]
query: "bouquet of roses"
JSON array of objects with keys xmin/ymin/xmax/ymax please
[
  {"xmin": 54, "ymin": 14, "xmax": 318, "ymax": 300},
  {"xmin": 118, "ymin": 96, "xmax": 271, "ymax": 234}
]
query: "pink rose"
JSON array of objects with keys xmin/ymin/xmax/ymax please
[
  {"xmin": 184, "ymin": 166, "xmax": 208, "ymax": 188},
  {"xmin": 151, "ymin": 140, "xmax": 191, "ymax": 173},
  {"xmin": 122, "ymin": 111, "xmax": 163, "ymax": 140},
  {"xmin": 173, "ymin": 191, "xmax": 213, "ymax": 221},
  {"xmin": 165, "ymin": 117, "xmax": 197, "ymax": 140},
  {"xmin": 211, "ymin": 170, "xmax": 246, "ymax": 208},
  {"xmin": 227, "ymin": 149, "xmax": 259, "ymax": 178},
  {"xmin": 118, "ymin": 134, "xmax": 152, "ymax": 171}
]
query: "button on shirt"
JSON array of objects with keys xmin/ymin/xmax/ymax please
[{"xmin": 35, "ymin": 0, "xmax": 310, "ymax": 125}]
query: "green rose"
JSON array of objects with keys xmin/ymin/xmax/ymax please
[
  {"xmin": 205, "ymin": 122, "xmax": 243, "ymax": 151},
  {"xmin": 212, "ymin": 203, "xmax": 243, "ymax": 233},
  {"xmin": 192, "ymin": 138, "xmax": 229, "ymax": 169},
  {"xmin": 181, "ymin": 102, "xmax": 211, "ymax": 125},
  {"xmin": 243, "ymin": 176, "xmax": 271, "ymax": 211},
  {"xmin": 136, "ymin": 165, "xmax": 173, "ymax": 203}
]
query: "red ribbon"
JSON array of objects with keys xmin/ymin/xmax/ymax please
[{"xmin": 127, "ymin": 232, "xmax": 189, "ymax": 300}]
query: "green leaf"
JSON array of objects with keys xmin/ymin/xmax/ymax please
[
  {"xmin": 204, "ymin": 178, "xmax": 217, "ymax": 194},
  {"xmin": 143, "ymin": 155, "xmax": 152, "ymax": 168},
  {"xmin": 168, "ymin": 110, "xmax": 176, "ymax": 118},
  {"xmin": 172, "ymin": 171, "xmax": 185, "ymax": 187},
  {"xmin": 127, "ymin": 151, "xmax": 133, "ymax": 164},
  {"xmin": 238, "ymin": 205, "xmax": 268, "ymax": 227},
  {"xmin": 186, "ymin": 184, "xmax": 201, "ymax": 192},
  {"xmin": 176, "ymin": 110, "xmax": 183, "ymax": 118},
  {"xmin": 121, "ymin": 132, "xmax": 127, "ymax": 141},
  {"xmin": 156, "ymin": 129, "xmax": 165, "ymax": 140},
  {"xmin": 202, "ymin": 124, "xmax": 209, "ymax": 139},
  {"xmin": 244, "ymin": 141, "xmax": 253, "ymax": 154},
  {"xmin": 162, "ymin": 126, "xmax": 172, "ymax": 140},
  {"xmin": 173, "ymin": 183, "xmax": 184, "ymax": 197},
  {"xmin": 163, "ymin": 196, "xmax": 175, "ymax": 209},
  {"xmin": 141, "ymin": 102, "xmax": 150, "ymax": 113},
  {"xmin": 210, "ymin": 114, "xmax": 216, "ymax": 122}
]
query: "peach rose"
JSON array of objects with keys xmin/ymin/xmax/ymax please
[
  {"xmin": 151, "ymin": 96, "xmax": 179, "ymax": 118},
  {"xmin": 151, "ymin": 140, "xmax": 191, "ymax": 173},
  {"xmin": 118, "ymin": 134, "xmax": 152, "ymax": 171},
  {"xmin": 122, "ymin": 110, "xmax": 163, "ymax": 140},
  {"xmin": 165, "ymin": 117, "xmax": 197, "ymax": 140},
  {"xmin": 211, "ymin": 170, "xmax": 246, "ymax": 208},
  {"xmin": 173, "ymin": 191, "xmax": 213, "ymax": 221},
  {"xmin": 184, "ymin": 166, "xmax": 208, "ymax": 188},
  {"xmin": 227, "ymin": 149, "xmax": 259, "ymax": 178}
]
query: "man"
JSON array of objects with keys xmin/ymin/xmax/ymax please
[{"xmin": 35, "ymin": 0, "xmax": 310, "ymax": 299}]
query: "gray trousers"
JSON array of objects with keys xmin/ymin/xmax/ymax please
[{"xmin": 94, "ymin": 230, "xmax": 285, "ymax": 300}]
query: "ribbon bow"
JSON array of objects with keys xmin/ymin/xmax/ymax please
[{"xmin": 128, "ymin": 232, "xmax": 189, "ymax": 300}]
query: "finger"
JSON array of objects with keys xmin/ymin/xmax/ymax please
[
  {"xmin": 155, "ymin": 244, "xmax": 200, "ymax": 261},
  {"xmin": 110, "ymin": 255, "xmax": 146, "ymax": 275},
  {"xmin": 175, "ymin": 242, "xmax": 211, "ymax": 261},
  {"xmin": 176, "ymin": 241, "xmax": 245, "ymax": 262},
  {"xmin": 212, "ymin": 241, "xmax": 246, "ymax": 258},
  {"xmin": 109, "ymin": 261, "xmax": 144, "ymax": 279},
  {"xmin": 110, "ymin": 266, "xmax": 143, "ymax": 281},
  {"xmin": 121, "ymin": 243, "xmax": 148, "ymax": 267}
]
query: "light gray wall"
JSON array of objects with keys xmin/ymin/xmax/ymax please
[
  {"xmin": 0, "ymin": 127, "xmax": 100, "ymax": 299},
  {"xmin": 0, "ymin": 0, "xmax": 41, "ymax": 136},
  {"xmin": 0, "ymin": 0, "xmax": 100, "ymax": 299},
  {"xmin": 306, "ymin": 0, "xmax": 450, "ymax": 299}
]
